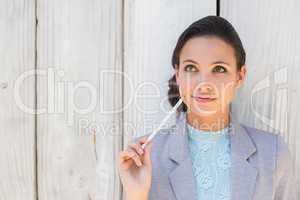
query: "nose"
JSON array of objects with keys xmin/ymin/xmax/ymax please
[
  {"xmin": 196, "ymin": 82, "xmax": 214, "ymax": 93},
  {"xmin": 195, "ymin": 74, "xmax": 215, "ymax": 93}
]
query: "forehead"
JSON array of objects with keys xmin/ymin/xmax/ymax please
[{"xmin": 179, "ymin": 36, "xmax": 236, "ymax": 65}]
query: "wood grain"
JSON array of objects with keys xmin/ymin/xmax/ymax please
[
  {"xmin": 0, "ymin": 0, "xmax": 36, "ymax": 199},
  {"xmin": 1, "ymin": 0, "xmax": 299, "ymax": 199},
  {"xmin": 36, "ymin": 0, "xmax": 123, "ymax": 199},
  {"xmin": 123, "ymin": 0, "xmax": 216, "ymax": 146},
  {"xmin": 221, "ymin": 0, "xmax": 300, "ymax": 197}
]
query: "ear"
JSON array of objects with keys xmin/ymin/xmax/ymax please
[{"xmin": 236, "ymin": 65, "xmax": 247, "ymax": 89}]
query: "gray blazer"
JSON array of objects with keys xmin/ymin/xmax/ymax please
[{"xmin": 133, "ymin": 112, "xmax": 297, "ymax": 200}]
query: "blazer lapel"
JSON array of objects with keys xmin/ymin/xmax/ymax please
[
  {"xmin": 230, "ymin": 114, "xmax": 258, "ymax": 200},
  {"xmin": 168, "ymin": 112, "xmax": 197, "ymax": 200},
  {"xmin": 167, "ymin": 112, "xmax": 258, "ymax": 200}
]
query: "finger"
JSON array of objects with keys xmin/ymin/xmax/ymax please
[
  {"xmin": 125, "ymin": 148, "xmax": 142, "ymax": 167},
  {"xmin": 128, "ymin": 143, "xmax": 144, "ymax": 155},
  {"xmin": 119, "ymin": 150, "xmax": 141, "ymax": 168},
  {"xmin": 143, "ymin": 141, "xmax": 153, "ymax": 166},
  {"xmin": 118, "ymin": 151, "xmax": 133, "ymax": 170},
  {"xmin": 138, "ymin": 137, "xmax": 149, "ymax": 149},
  {"xmin": 120, "ymin": 149, "xmax": 137, "ymax": 161},
  {"xmin": 119, "ymin": 150, "xmax": 131, "ymax": 161}
]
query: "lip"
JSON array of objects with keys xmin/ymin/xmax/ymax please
[{"xmin": 193, "ymin": 96, "xmax": 217, "ymax": 103}]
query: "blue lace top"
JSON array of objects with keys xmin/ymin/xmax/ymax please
[{"xmin": 187, "ymin": 123, "xmax": 231, "ymax": 200}]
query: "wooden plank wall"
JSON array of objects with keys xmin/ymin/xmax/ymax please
[
  {"xmin": 123, "ymin": 0, "xmax": 216, "ymax": 149},
  {"xmin": 0, "ymin": 0, "xmax": 299, "ymax": 199},
  {"xmin": 0, "ymin": 0, "xmax": 36, "ymax": 199},
  {"xmin": 221, "ymin": 0, "xmax": 300, "ymax": 197},
  {"xmin": 36, "ymin": 0, "xmax": 123, "ymax": 199}
]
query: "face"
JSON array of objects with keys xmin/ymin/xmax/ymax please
[{"xmin": 175, "ymin": 36, "xmax": 246, "ymax": 116}]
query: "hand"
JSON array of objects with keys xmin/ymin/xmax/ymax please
[{"xmin": 118, "ymin": 137, "xmax": 153, "ymax": 200}]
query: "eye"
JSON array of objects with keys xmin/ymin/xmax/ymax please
[
  {"xmin": 184, "ymin": 64, "xmax": 198, "ymax": 72},
  {"xmin": 213, "ymin": 65, "xmax": 227, "ymax": 73}
]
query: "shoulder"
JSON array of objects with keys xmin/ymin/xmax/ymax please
[
  {"xmin": 131, "ymin": 126, "xmax": 177, "ymax": 171},
  {"xmin": 241, "ymin": 124, "xmax": 296, "ymax": 199},
  {"xmin": 241, "ymin": 124, "xmax": 293, "ymax": 170},
  {"xmin": 242, "ymin": 124, "xmax": 278, "ymax": 145},
  {"xmin": 241, "ymin": 124, "xmax": 290, "ymax": 156},
  {"xmin": 131, "ymin": 125, "xmax": 178, "ymax": 160}
]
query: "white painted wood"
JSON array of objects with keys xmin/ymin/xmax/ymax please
[
  {"xmin": 36, "ymin": 0, "xmax": 123, "ymax": 199},
  {"xmin": 221, "ymin": 0, "xmax": 300, "ymax": 197},
  {"xmin": 2, "ymin": 0, "xmax": 298, "ymax": 199},
  {"xmin": 0, "ymin": 0, "xmax": 36, "ymax": 199},
  {"xmin": 123, "ymin": 0, "xmax": 216, "ymax": 145}
]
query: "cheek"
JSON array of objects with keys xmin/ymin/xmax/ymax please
[
  {"xmin": 177, "ymin": 80, "xmax": 197, "ymax": 106},
  {"xmin": 178, "ymin": 75, "xmax": 197, "ymax": 92},
  {"xmin": 217, "ymin": 80, "xmax": 238, "ymax": 102}
]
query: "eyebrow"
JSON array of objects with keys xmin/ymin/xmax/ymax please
[{"xmin": 182, "ymin": 59, "xmax": 230, "ymax": 66}]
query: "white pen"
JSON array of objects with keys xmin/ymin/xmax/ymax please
[{"xmin": 141, "ymin": 98, "xmax": 183, "ymax": 149}]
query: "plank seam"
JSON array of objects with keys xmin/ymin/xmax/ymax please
[
  {"xmin": 34, "ymin": 0, "xmax": 39, "ymax": 199},
  {"xmin": 120, "ymin": 0, "xmax": 125, "ymax": 199},
  {"xmin": 217, "ymin": 0, "xmax": 220, "ymax": 16}
]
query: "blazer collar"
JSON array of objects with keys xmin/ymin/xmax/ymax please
[{"xmin": 167, "ymin": 111, "xmax": 258, "ymax": 200}]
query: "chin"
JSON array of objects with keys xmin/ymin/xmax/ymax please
[{"xmin": 190, "ymin": 105, "xmax": 219, "ymax": 116}]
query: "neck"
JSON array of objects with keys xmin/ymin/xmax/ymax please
[{"xmin": 186, "ymin": 109, "xmax": 230, "ymax": 132}]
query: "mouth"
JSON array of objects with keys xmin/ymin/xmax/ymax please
[{"xmin": 192, "ymin": 95, "xmax": 217, "ymax": 103}]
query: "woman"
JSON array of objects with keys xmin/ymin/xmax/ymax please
[{"xmin": 117, "ymin": 16, "xmax": 296, "ymax": 200}]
